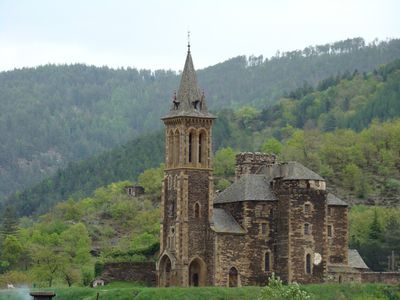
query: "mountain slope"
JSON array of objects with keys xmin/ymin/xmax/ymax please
[
  {"xmin": 1, "ymin": 38, "xmax": 400, "ymax": 198},
  {"xmin": 4, "ymin": 58, "xmax": 400, "ymax": 217}
]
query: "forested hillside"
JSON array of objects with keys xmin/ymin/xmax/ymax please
[
  {"xmin": 4, "ymin": 58, "xmax": 400, "ymax": 217},
  {"xmin": 1, "ymin": 38, "xmax": 400, "ymax": 199},
  {"xmin": 1, "ymin": 178, "xmax": 399, "ymax": 288}
]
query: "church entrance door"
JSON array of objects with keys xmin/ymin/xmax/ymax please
[
  {"xmin": 189, "ymin": 257, "xmax": 206, "ymax": 286},
  {"xmin": 229, "ymin": 267, "xmax": 238, "ymax": 287}
]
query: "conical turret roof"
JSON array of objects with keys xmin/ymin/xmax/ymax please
[{"xmin": 163, "ymin": 49, "xmax": 214, "ymax": 119}]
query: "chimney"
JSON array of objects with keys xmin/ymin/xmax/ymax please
[{"xmin": 235, "ymin": 152, "xmax": 277, "ymax": 181}]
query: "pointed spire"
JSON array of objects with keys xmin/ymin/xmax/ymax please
[
  {"xmin": 163, "ymin": 43, "xmax": 214, "ymax": 119},
  {"xmin": 176, "ymin": 50, "xmax": 202, "ymax": 111}
]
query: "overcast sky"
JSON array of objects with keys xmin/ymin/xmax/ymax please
[{"xmin": 0, "ymin": 0, "xmax": 399, "ymax": 72}]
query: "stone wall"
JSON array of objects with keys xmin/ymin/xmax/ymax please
[
  {"xmin": 361, "ymin": 272, "xmax": 400, "ymax": 284},
  {"xmin": 187, "ymin": 170, "xmax": 215, "ymax": 286},
  {"xmin": 101, "ymin": 262, "xmax": 156, "ymax": 286},
  {"xmin": 328, "ymin": 206, "xmax": 348, "ymax": 264},
  {"xmin": 214, "ymin": 201, "xmax": 277, "ymax": 286},
  {"xmin": 235, "ymin": 152, "xmax": 276, "ymax": 181},
  {"xmin": 275, "ymin": 179, "xmax": 328, "ymax": 284}
]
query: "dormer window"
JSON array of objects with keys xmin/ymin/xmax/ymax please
[{"xmin": 192, "ymin": 99, "xmax": 200, "ymax": 110}]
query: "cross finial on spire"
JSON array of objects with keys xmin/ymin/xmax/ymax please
[{"xmin": 187, "ymin": 30, "xmax": 191, "ymax": 53}]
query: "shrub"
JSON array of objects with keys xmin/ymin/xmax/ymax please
[{"xmin": 258, "ymin": 273, "xmax": 311, "ymax": 300}]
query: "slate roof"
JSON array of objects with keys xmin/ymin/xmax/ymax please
[
  {"xmin": 163, "ymin": 49, "xmax": 215, "ymax": 119},
  {"xmin": 348, "ymin": 249, "xmax": 369, "ymax": 269},
  {"xmin": 214, "ymin": 174, "xmax": 276, "ymax": 204},
  {"xmin": 327, "ymin": 193, "xmax": 348, "ymax": 206},
  {"xmin": 211, "ymin": 208, "xmax": 245, "ymax": 234},
  {"xmin": 259, "ymin": 162, "xmax": 324, "ymax": 181}
]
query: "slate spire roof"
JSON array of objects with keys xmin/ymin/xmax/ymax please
[{"xmin": 163, "ymin": 48, "xmax": 214, "ymax": 119}]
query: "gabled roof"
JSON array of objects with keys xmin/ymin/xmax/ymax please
[
  {"xmin": 214, "ymin": 174, "xmax": 276, "ymax": 204},
  {"xmin": 163, "ymin": 50, "xmax": 214, "ymax": 119},
  {"xmin": 327, "ymin": 193, "xmax": 348, "ymax": 206},
  {"xmin": 211, "ymin": 208, "xmax": 245, "ymax": 234},
  {"xmin": 348, "ymin": 249, "xmax": 369, "ymax": 269}
]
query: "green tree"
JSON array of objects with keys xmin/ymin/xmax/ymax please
[
  {"xmin": 138, "ymin": 164, "xmax": 164, "ymax": 196},
  {"xmin": 0, "ymin": 235, "xmax": 23, "ymax": 270},
  {"xmin": 214, "ymin": 147, "xmax": 236, "ymax": 177},
  {"xmin": 260, "ymin": 138, "xmax": 283, "ymax": 155},
  {"xmin": 369, "ymin": 210, "xmax": 382, "ymax": 240}
]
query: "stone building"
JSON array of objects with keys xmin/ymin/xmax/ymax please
[{"xmin": 156, "ymin": 47, "xmax": 368, "ymax": 287}]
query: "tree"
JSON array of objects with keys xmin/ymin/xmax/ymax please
[
  {"xmin": 60, "ymin": 223, "xmax": 91, "ymax": 265},
  {"xmin": 369, "ymin": 210, "xmax": 382, "ymax": 240},
  {"xmin": 0, "ymin": 235, "xmax": 23, "ymax": 270},
  {"xmin": 0, "ymin": 206, "xmax": 18, "ymax": 237},
  {"xmin": 214, "ymin": 147, "xmax": 236, "ymax": 177},
  {"xmin": 260, "ymin": 138, "xmax": 283, "ymax": 155},
  {"xmin": 138, "ymin": 164, "xmax": 164, "ymax": 196}
]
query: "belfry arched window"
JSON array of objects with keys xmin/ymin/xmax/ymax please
[
  {"xmin": 188, "ymin": 132, "xmax": 193, "ymax": 163},
  {"xmin": 174, "ymin": 129, "xmax": 180, "ymax": 166},
  {"xmin": 168, "ymin": 130, "xmax": 174, "ymax": 167},
  {"xmin": 198, "ymin": 131, "xmax": 206, "ymax": 164}
]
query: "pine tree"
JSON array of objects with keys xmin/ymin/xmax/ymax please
[
  {"xmin": 368, "ymin": 210, "xmax": 382, "ymax": 240},
  {"xmin": 0, "ymin": 205, "xmax": 18, "ymax": 238}
]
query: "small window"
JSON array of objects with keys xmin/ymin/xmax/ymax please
[
  {"xmin": 194, "ymin": 202, "xmax": 200, "ymax": 218},
  {"xmin": 265, "ymin": 252, "xmax": 271, "ymax": 272},
  {"xmin": 269, "ymin": 209, "xmax": 273, "ymax": 218},
  {"xmin": 306, "ymin": 254, "xmax": 311, "ymax": 274},
  {"xmin": 261, "ymin": 223, "xmax": 267, "ymax": 235},
  {"xmin": 304, "ymin": 203, "xmax": 311, "ymax": 214},
  {"xmin": 304, "ymin": 223, "xmax": 310, "ymax": 235},
  {"xmin": 328, "ymin": 207, "xmax": 332, "ymax": 216},
  {"xmin": 328, "ymin": 225, "xmax": 333, "ymax": 237}
]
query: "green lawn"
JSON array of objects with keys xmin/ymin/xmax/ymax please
[{"xmin": 0, "ymin": 282, "xmax": 399, "ymax": 300}]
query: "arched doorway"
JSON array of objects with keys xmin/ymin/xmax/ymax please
[
  {"xmin": 189, "ymin": 257, "xmax": 206, "ymax": 286},
  {"xmin": 228, "ymin": 267, "xmax": 239, "ymax": 287},
  {"xmin": 159, "ymin": 255, "xmax": 173, "ymax": 287}
]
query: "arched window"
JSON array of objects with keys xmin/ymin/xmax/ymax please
[
  {"xmin": 188, "ymin": 132, "xmax": 193, "ymax": 163},
  {"xmin": 194, "ymin": 202, "xmax": 200, "ymax": 218},
  {"xmin": 174, "ymin": 130, "xmax": 180, "ymax": 166},
  {"xmin": 168, "ymin": 130, "xmax": 174, "ymax": 167},
  {"xmin": 198, "ymin": 131, "xmax": 205, "ymax": 164},
  {"xmin": 265, "ymin": 252, "xmax": 271, "ymax": 272},
  {"xmin": 306, "ymin": 254, "xmax": 312, "ymax": 274}
]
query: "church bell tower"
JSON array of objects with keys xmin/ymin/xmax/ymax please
[{"xmin": 157, "ymin": 44, "xmax": 216, "ymax": 287}]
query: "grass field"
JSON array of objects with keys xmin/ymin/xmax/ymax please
[{"xmin": 0, "ymin": 282, "xmax": 399, "ymax": 300}]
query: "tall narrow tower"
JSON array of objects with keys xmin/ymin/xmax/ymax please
[{"xmin": 157, "ymin": 46, "xmax": 216, "ymax": 287}]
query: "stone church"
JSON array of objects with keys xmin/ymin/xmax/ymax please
[{"xmin": 156, "ymin": 46, "xmax": 368, "ymax": 287}]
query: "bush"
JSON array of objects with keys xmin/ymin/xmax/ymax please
[
  {"xmin": 258, "ymin": 273, "xmax": 311, "ymax": 300},
  {"xmin": 0, "ymin": 270, "xmax": 32, "ymax": 288}
]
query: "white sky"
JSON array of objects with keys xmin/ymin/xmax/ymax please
[{"xmin": 0, "ymin": 0, "xmax": 399, "ymax": 72}]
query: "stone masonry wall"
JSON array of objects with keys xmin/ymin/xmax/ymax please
[
  {"xmin": 275, "ymin": 180, "xmax": 328, "ymax": 284},
  {"xmin": 101, "ymin": 262, "xmax": 156, "ymax": 286},
  {"xmin": 214, "ymin": 201, "xmax": 277, "ymax": 286},
  {"xmin": 187, "ymin": 170, "xmax": 215, "ymax": 285},
  {"xmin": 361, "ymin": 272, "xmax": 400, "ymax": 284},
  {"xmin": 235, "ymin": 152, "xmax": 276, "ymax": 181},
  {"xmin": 328, "ymin": 206, "xmax": 348, "ymax": 264}
]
